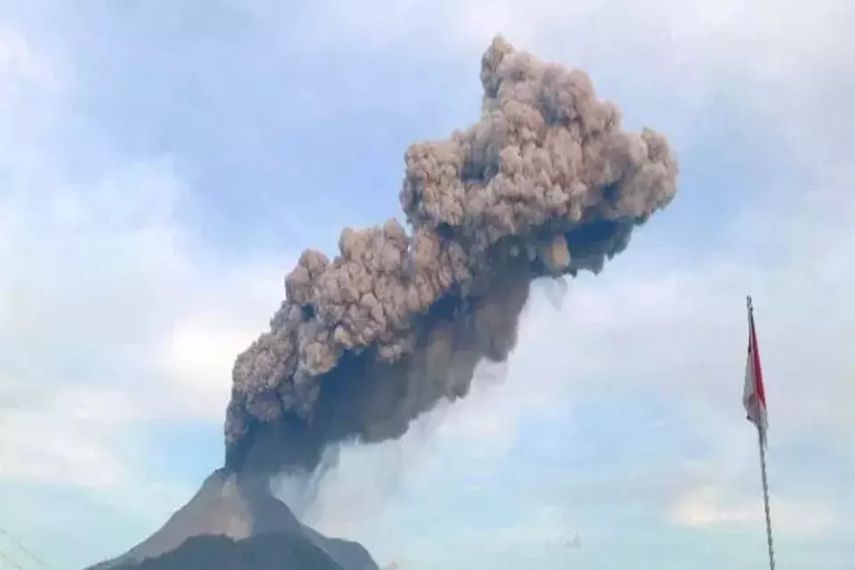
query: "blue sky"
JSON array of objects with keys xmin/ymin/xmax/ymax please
[{"xmin": 1, "ymin": 1, "xmax": 853, "ymax": 569}]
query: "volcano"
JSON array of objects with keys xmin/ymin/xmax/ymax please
[
  {"xmin": 89, "ymin": 470, "xmax": 377, "ymax": 570},
  {"xmin": 89, "ymin": 35, "xmax": 678, "ymax": 570}
]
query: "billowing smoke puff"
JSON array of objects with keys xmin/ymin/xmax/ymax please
[{"xmin": 224, "ymin": 36, "xmax": 678, "ymax": 473}]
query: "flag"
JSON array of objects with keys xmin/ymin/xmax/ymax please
[{"xmin": 744, "ymin": 296, "xmax": 768, "ymax": 445}]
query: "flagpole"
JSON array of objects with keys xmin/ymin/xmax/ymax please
[
  {"xmin": 757, "ymin": 425, "xmax": 776, "ymax": 570},
  {"xmin": 748, "ymin": 296, "xmax": 776, "ymax": 570}
]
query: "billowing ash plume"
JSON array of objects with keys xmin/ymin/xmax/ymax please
[{"xmin": 224, "ymin": 36, "xmax": 678, "ymax": 473}]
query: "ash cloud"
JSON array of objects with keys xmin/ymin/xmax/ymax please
[{"xmin": 224, "ymin": 36, "xmax": 678, "ymax": 473}]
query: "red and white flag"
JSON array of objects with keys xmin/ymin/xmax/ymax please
[{"xmin": 743, "ymin": 297, "xmax": 768, "ymax": 446}]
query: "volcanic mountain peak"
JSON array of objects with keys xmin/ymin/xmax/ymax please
[{"xmin": 91, "ymin": 470, "xmax": 377, "ymax": 570}]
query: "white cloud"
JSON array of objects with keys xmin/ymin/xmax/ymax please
[
  {"xmin": 155, "ymin": 313, "xmax": 262, "ymax": 419},
  {"xmin": 0, "ymin": 26, "xmax": 61, "ymax": 88},
  {"xmin": 0, "ymin": 30, "xmax": 288, "ymax": 496},
  {"xmin": 0, "ymin": 384, "xmax": 136, "ymax": 488},
  {"xmin": 0, "ymin": 166, "xmax": 286, "ymax": 488},
  {"xmin": 669, "ymin": 485, "xmax": 835, "ymax": 537},
  {"xmin": 148, "ymin": 265, "xmax": 286, "ymax": 420},
  {"xmin": 468, "ymin": 504, "xmax": 582, "ymax": 550}
]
